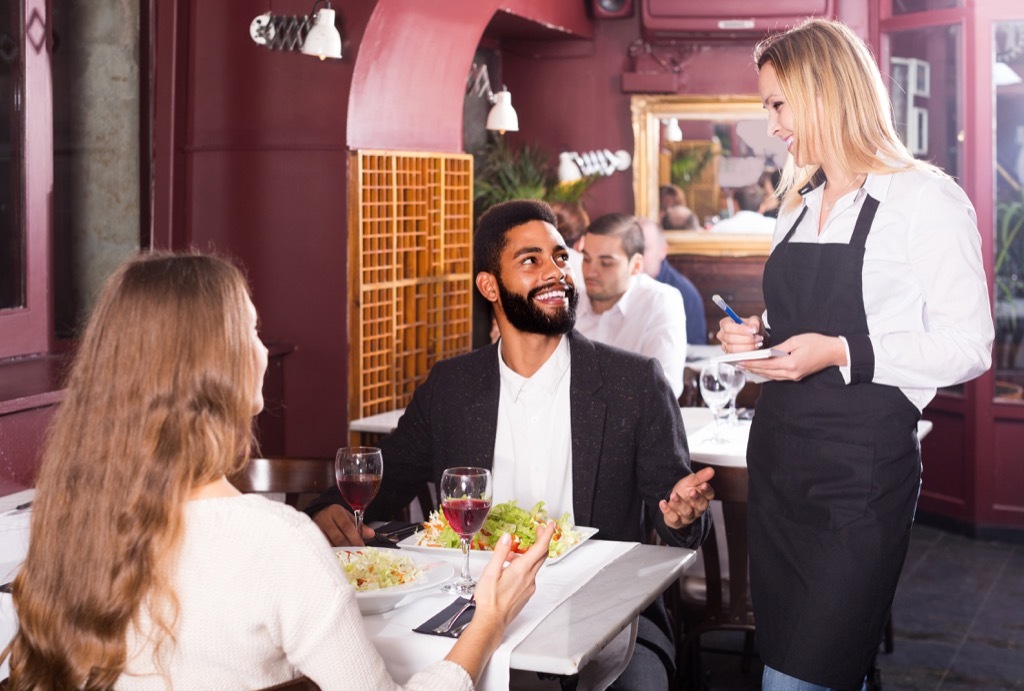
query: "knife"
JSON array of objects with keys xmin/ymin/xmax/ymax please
[{"xmin": 2, "ymin": 501, "xmax": 32, "ymax": 516}]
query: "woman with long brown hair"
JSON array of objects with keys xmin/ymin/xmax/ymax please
[{"xmin": 4, "ymin": 253, "xmax": 551, "ymax": 689}]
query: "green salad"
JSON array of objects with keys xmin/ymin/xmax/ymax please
[{"xmin": 418, "ymin": 500, "xmax": 583, "ymax": 558}]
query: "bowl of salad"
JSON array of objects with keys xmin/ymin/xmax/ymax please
[{"xmin": 335, "ymin": 546, "xmax": 453, "ymax": 614}]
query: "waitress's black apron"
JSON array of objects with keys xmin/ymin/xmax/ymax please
[{"xmin": 748, "ymin": 196, "xmax": 922, "ymax": 690}]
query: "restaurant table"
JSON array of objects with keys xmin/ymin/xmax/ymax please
[
  {"xmin": 361, "ymin": 541, "xmax": 695, "ymax": 690},
  {"xmin": 684, "ymin": 407, "xmax": 933, "ymax": 465}
]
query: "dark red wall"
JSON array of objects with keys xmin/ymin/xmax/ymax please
[
  {"xmin": 178, "ymin": 0, "xmax": 363, "ymax": 458},
  {"xmin": 164, "ymin": 0, "xmax": 590, "ymax": 457}
]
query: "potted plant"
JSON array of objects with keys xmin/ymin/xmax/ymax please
[
  {"xmin": 995, "ymin": 185, "xmax": 1024, "ymax": 378},
  {"xmin": 473, "ymin": 137, "xmax": 598, "ymax": 215}
]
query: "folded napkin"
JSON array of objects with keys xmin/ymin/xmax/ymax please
[{"xmin": 413, "ymin": 598, "xmax": 475, "ymax": 638}]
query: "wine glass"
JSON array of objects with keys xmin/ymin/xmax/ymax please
[
  {"xmin": 335, "ymin": 446, "xmax": 383, "ymax": 543},
  {"xmin": 725, "ymin": 366, "xmax": 748, "ymax": 426},
  {"xmin": 699, "ymin": 363, "xmax": 744, "ymax": 443},
  {"xmin": 440, "ymin": 467, "xmax": 492, "ymax": 596}
]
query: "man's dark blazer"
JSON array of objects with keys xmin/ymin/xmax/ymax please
[{"xmin": 309, "ymin": 330, "xmax": 710, "ymax": 549}]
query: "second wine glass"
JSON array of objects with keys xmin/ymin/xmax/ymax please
[
  {"xmin": 440, "ymin": 467, "xmax": 492, "ymax": 596},
  {"xmin": 335, "ymin": 446, "xmax": 383, "ymax": 542},
  {"xmin": 699, "ymin": 363, "xmax": 745, "ymax": 443}
]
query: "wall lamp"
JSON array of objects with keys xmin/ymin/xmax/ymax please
[
  {"xmin": 664, "ymin": 117, "xmax": 683, "ymax": 143},
  {"xmin": 250, "ymin": 0, "xmax": 342, "ymax": 61},
  {"xmin": 467, "ymin": 63, "xmax": 519, "ymax": 134}
]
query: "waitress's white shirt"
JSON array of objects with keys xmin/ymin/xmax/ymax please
[
  {"xmin": 768, "ymin": 169, "xmax": 994, "ymax": 411},
  {"xmin": 575, "ymin": 274, "xmax": 687, "ymax": 399}
]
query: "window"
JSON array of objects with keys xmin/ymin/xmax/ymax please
[
  {"xmin": 0, "ymin": 1, "xmax": 24, "ymax": 312},
  {"xmin": 993, "ymin": 21, "xmax": 1024, "ymax": 403},
  {"xmin": 892, "ymin": 0, "xmax": 959, "ymax": 15},
  {"xmin": 888, "ymin": 25, "xmax": 962, "ymax": 178},
  {"xmin": 0, "ymin": 0, "xmax": 52, "ymax": 360}
]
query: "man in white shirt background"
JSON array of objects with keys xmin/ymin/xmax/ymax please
[
  {"xmin": 710, "ymin": 183, "xmax": 776, "ymax": 234},
  {"xmin": 576, "ymin": 213, "xmax": 688, "ymax": 400}
]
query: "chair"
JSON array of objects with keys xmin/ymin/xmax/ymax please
[
  {"xmin": 671, "ymin": 461, "xmax": 756, "ymax": 689},
  {"xmin": 228, "ymin": 456, "xmax": 334, "ymax": 507}
]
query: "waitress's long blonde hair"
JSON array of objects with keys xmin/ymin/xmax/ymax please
[
  {"xmin": 5, "ymin": 253, "xmax": 258, "ymax": 689},
  {"xmin": 754, "ymin": 18, "xmax": 943, "ymax": 211}
]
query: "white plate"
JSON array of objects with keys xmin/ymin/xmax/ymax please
[
  {"xmin": 395, "ymin": 525, "xmax": 599, "ymax": 565},
  {"xmin": 335, "ymin": 547, "xmax": 454, "ymax": 614},
  {"xmin": 711, "ymin": 348, "xmax": 787, "ymax": 363}
]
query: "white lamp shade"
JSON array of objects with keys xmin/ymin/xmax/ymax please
[
  {"xmin": 486, "ymin": 89, "xmax": 519, "ymax": 134},
  {"xmin": 301, "ymin": 8, "xmax": 342, "ymax": 60},
  {"xmin": 665, "ymin": 117, "xmax": 683, "ymax": 143},
  {"xmin": 558, "ymin": 152, "xmax": 582, "ymax": 183}
]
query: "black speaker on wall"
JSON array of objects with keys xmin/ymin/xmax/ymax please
[{"xmin": 590, "ymin": 0, "xmax": 634, "ymax": 19}]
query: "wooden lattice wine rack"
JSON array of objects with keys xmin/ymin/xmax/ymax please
[{"xmin": 348, "ymin": 150, "xmax": 474, "ymax": 420}]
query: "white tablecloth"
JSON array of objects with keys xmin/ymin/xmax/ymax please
[{"xmin": 362, "ymin": 539, "xmax": 636, "ymax": 691}]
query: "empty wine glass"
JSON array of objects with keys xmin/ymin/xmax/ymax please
[
  {"xmin": 440, "ymin": 467, "xmax": 492, "ymax": 596},
  {"xmin": 725, "ymin": 366, "xmax": 748, "ymax": 426},
  {"xmin": 335, "ymin": 446, "xmax": 383, "ymax": 543},
  {"xmin": 699, "ymin": 363, "xmax": 745, "ymax": 443}
]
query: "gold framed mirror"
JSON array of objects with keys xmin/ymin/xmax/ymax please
[{"xmin": 631, "ymin": 95, "xmax": 778, "ymax": 256}]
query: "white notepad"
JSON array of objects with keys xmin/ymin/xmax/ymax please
[{"xmin": 711, "ymin": 348, "xmax": 788, "ymax": 363}]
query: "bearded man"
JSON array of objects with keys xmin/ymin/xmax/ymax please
[{"xmin": 305, "ymin": 199, "xmax": 713, "ymax": 690}]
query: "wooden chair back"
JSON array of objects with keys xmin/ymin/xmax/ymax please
[{"xmin": 228, "ymin": 456, "xmax": 334, "ymax": 507}]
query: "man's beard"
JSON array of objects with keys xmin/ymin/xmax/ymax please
[{"xmin": 496, "ymin": 277, "xmax": 578, "ymax": 336}]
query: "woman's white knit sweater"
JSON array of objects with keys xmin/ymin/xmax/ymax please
[{"xmin": 118, "ymin": 494, "xmax": 472, "ymax": 691}]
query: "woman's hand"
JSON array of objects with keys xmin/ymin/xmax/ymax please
[
  {"xmin": 741, "ymin": 333, "xmax": 847, "ymax": 381},
  {"xmin": 716, "ymin": 315, "xmax": 763, "ymax": 354},
  {"xmin": 444, "ymin": 521, "xmax": 556, "ymax": 682}
]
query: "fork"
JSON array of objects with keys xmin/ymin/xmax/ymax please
[{"xmin": 432, "ymin": 595, "xmax": 475, "ymax": 634}]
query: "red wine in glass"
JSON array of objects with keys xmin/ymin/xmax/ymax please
[
  {"xmin": 440, "ymin": 467, "xmax": 492, "ymax": 596},
  {"xmin": 337, "ymin": 474, "xmax": 382, "ymax": 512},
  {"xmin": 442, "ymin": 497, "xmax": 491, "ymax": 537},
  {"xmin": 335, "ymin": 447, "xmax": 383, "ymax": 542}
]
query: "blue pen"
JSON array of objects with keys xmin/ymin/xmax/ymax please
[{"xmin": 712, "ymin": 294, "xmax": 744, "ymax": 324}]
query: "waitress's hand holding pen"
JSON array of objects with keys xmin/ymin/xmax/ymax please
[{"xmin": 712, "ymin": 295, "xmax": 763, "ymax": 353}]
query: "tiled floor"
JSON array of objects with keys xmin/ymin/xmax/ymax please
[{"xmin": 691, "ymin": 524, "xmax": 1024, "ymax": 690}]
